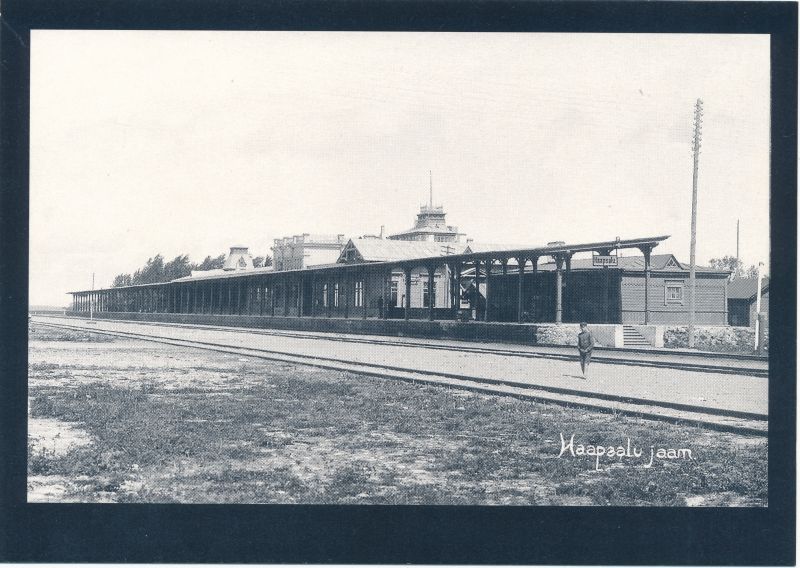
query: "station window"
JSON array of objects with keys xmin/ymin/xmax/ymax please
[
  {"xmin": 390, "ymin": 280, "xmax": 399, "ymax": 307},
  {"xmin": 355, "ymin": 280, "xmax": 364, "ymax": 307},
  {"xmin": 665, "ymin": 280, "xmax": 684, "ymax": 304},
  {"xmin": 322, "ymin": 284, "xmax": 328, "ymax": 307},
  {"xmin": 334, "ymin": 283, "xmax": 340, "ymax": 307}
]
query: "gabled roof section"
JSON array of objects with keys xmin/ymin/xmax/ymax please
[
  {"xmin": 337, "ymin": 239, "xmax": 450, "ymax": 263},
  {"xmin": 727, "ymin": 277, "xmax": 770, "ymax": 300}
]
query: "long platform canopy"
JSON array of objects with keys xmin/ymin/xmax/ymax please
[{"xmin": 69, "ymin": 234, "xmax": 670, "ymax": 293}]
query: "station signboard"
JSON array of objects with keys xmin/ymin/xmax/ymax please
[{"xmin": 593, "ymin": 254, "xmax": 618, "ymax": 267}]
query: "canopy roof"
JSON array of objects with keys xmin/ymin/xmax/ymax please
[{"xmin": 70, "ymin": 234, "xmax": 671, "ymax": 293}]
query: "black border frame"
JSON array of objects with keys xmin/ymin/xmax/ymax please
[{"xmin": 1, "ymin": 1, "xmax": 796, "ymax": 564}]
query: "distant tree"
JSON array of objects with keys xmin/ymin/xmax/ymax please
[
  {"xmin": 112, "ymin": 273, "xmax": 132, "ymax": 287},
  {"xmin": 263, "ymin": 255, "xmax": 272, "ymax": 267},
  {"xmin": 745, "ymin": 265, "xmax": 767, "ymax": 279},
  {"xmin": 131, "ymin": 254, "xmax": 165, "ymax": 285},
  {"xmin": 708, "ymin": 256, "xmax": 768, "ymax": 280},
  {"xmin": 708, "ymin": 256, "xmax": 743, "ymax": 277},
  {"xmin": 195, "ymin": 254, "xmax": 226, "ymax": 271},
  {"xmin": 113, "ymin": 251, "xmax": 240, "ymax": 288},
  {"xmin": 164, "ymin": 254, "xmax": 192, "ymax": 280}
]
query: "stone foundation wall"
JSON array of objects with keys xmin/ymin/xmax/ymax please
[
  {"xmin": 663, "ymin": 325, "xmax": 767, "ymax": 354},
  {"xmin": 64, "ymin": 312, "xmax": 628, "ymax": 348}
]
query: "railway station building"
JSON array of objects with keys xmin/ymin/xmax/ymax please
[
  {"xmin": 69, "ymin": 233, "xmax": 730, "ymax": 328},
  {"xmin": 68, "ymin": 193, "xmax": 734, "ymax": 344}
]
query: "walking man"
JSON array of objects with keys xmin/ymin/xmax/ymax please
[{"xmin": 578, "ymin": 322, "xmax": 594, "ymax": 378}]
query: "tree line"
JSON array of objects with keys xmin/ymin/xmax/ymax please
[
  {"xmin": 112, "ymin": 253, "xmax": 271, "ymax": 287},
  {"xmin": 707, "ymin": 256, "xmax": 767, "ymax": 279}
]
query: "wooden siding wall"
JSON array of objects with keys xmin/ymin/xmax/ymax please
[{"xmin": 621, "ymin": 273, "xmax": 728, "ymax": 324}]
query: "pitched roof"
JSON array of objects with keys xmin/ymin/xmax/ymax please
[
  {"xmin": 462, "ymin": 243, "xmax": 536, "ymax": 254},
  {"xmin": 338, "ymin": 239, "xmax": 451, "ymax": 263},
  {"xmin": 727, "ymin": 277, "xmax": 770, "ymax": 300}
]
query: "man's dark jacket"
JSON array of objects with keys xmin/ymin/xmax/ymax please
[{"xmin": 578, "ymin": 330, "xmax": 594, "ymax": 353}]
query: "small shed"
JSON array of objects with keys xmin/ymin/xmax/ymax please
[{"xmin": 727, "ymin": 277, "xmax": 769, "ymax": 327}]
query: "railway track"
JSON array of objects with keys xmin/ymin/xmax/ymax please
[
  {"xmin": 40, "ymin": 315, "xmax": 768, "ymax": 377},
  {"xmin": 33, "ymin": 318, "xmax": 768, "ymax": 436}
]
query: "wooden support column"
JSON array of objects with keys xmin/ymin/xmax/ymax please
[
  {"xmin": 362, "ymin": 269, "xmax": 368, "ymax": 319},
  {"xmin": 455, "ymin": 263, "xmax": 462, "ymax": 312},
  {"xmin": 271, "ymin": 280, "xmax": 276, "ymax": 317},
  {"xmin": 427, "ymin": 265, "xmax": 436, "ymax": 321},
  {"xmin": 555, "ymin": 255, "xmax": 564, "ymax": 323},
  {"xmin": 448, "ymin": 263, "xmax": 456, "ymax": 310},
  {"xmin": 283, "ymin": 276, "xmax": 289, "ymax": 317},
  {"xmin": 298, "ymin": 276, "xmax": 304, "ymax": 317},
  {"xmin": 639, "ymin": 246, "xmax": 653, "ymax": 325},
  {"xmin": 381, "ymin": 271, "xmax": 388, "ymax": 320},
  {"xmin": 236, "ymin": 279, "xmax": 242, "ymax": 315},
  {"xmin": 517, "ymin": 257, "xmax": 526, "ymax": 323},
  {"xmin": 404, "ymin": 267, "xmax": 412, "ymax": 321},
  {"xmin": 483, "ymin": 259, "xmax": 492, "ymax": 322},
  {"xmin": 326, "ymin": 279, "xmax": 332, "ymax": 318},
  {"xmin": 343, "ymin": 272, "xmax": 350, "ymax": 319},
  {"xmin": 501, "ymin": 259, "xmax": 508, "ymax": 321},
  {"xmin": 640, "ymin": 245, "xmax": 653, "ymax": 324},
  {"xmin": 564, "ymin": 253, "xmax": 572, "ymax": 322}
]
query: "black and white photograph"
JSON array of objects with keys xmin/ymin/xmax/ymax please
[{"xmin": 23, "ymin": 28, "xmax": 778, "ymax": 509}]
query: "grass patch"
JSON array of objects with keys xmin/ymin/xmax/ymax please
[{"xmin": 29, "ymin": 324, "xmax": 116, "ymax": 342}]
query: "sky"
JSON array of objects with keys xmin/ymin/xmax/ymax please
[{"xmin": 30, "ymin": 31, "xmax": 770, "ymax": 306}]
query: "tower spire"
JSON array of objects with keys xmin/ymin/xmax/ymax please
[{"xmin": 429, "ymin": 170, "xmax": 433, "ymax": 208}]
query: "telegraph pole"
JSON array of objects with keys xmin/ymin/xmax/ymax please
[
  {"xmin": 754, "ymin": 262, "xmax": 764, "ymax": 351},
  {"xmin": 736, "ymin": 219, "xmax": 740, "ymax": 270},
  {"xmin": 688, "ymin": 99, "xmax": 703, "ymax": 349}
]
